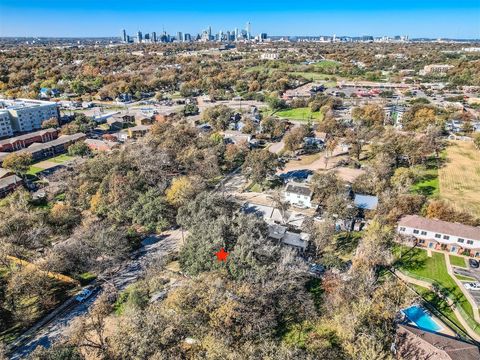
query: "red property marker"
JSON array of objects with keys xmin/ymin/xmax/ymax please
[{"xmin": 215, "ymin": 248, "xmax": 229, "ymax": 262}]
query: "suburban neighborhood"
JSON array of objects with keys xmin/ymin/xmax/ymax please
[{"xmin": 0, "ymin": 5, "xmax": 480, "ymax": 359}]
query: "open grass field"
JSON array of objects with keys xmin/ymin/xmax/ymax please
[
  {"xmin": 312, "ymin": 60, "xmax": 341, "ymax": 69},
  {"xmin": 275, "ymin": 107, "xmax": 324, "ymax": 122},
  {"xmin": 439, "ymin": 141, "xmax": 480, "ymax": 217}
]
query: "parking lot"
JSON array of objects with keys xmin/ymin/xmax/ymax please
[{"xmin": 453, "ymin": 266, "xmax": 480, "ymax": 306}]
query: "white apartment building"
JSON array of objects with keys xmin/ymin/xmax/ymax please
[
  {"xmin": 397, "ymin": 215, "xmax": 480, "ymax": 257},
  {"xmin": 0, "ymin": 99, "xmax": 59, "ymax": 133},
  {"xmin": 0, "ymin": 111, "xmax": 13, "ymax": 138}
]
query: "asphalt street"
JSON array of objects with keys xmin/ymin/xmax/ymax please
[{"xmin": 10, "ymin": 230, "xmax": 182, "ymax": 359}]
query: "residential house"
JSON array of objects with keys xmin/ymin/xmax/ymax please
[
  {"xmin": 242, "ymin": 202, "xmax": 306, "ymax": 228},
  {"xmin": 267, "ymin": 224, "xmax": 310, "ymax": 252},
  {"xmin": 284, "ymin": 182, "xmax": 314, "ymax": 208},
  {"xmin": 153, "ymin": 112, "xmax": 176, "ymax": 123},
  {"xmin": 397, "ymin": 215, "xmax": 480, "ymax": 257},
  {"xmin": 85, "ymin": 139, "xmax": 120, "ymax": 152},
  {"xmin": 136, "ymin": 117, "xmax": 154, "ymax": 126},
  {"xmin": 126, "ymin": 125, "xmax": 151, "ymax": 139}
]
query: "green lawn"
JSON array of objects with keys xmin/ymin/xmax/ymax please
[
  {"xmin": 50, "ymin": 154, "xmax": 74, "ymax": 164},
  {"xmin": 411, "ymin": 168, "xmax": 439, "ymax": 197},
  {"xmin": 450, "ymin": 255, "xmax": 467, "ymax": 268},
  {"xmin": 27, "ymin": 166, "xmax": 44, "ymax": 175},
  {"xmin": 288, "ymin": 72, "xmax": 337, "ymax": 86},
  {"xmin": 312, "ymin": 60, "xmax": 340, "ymax": 69},
  {"xmin": 394, "ymin": 246, "xmax": 480, "ymax": 334},
  {"xmin": 456, "ymin": 274, "xmax": 477, "ymax": 282},
  {"xmin": 275, "ymin": 107, "xmax": 324, "ymax": 122}
]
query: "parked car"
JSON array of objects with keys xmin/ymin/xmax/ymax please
[
  {"xmin": 308, "ymin": 264, "xmax": 325, "ymax": 276},
  {"xmin": 75, "ymin": 287, "xmax": 94, "ymax": 302},
  {"xmin": 469, "ymin": 259, "xmax": 479, "ymax": 269},
  {"xmin": 464, "ymin": 283, "xmax": 480, "ymax": 291}
]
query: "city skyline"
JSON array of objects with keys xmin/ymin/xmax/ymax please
[{"xmin": 0, "ymin": 0, "xmax": 479, "ymax": 39}]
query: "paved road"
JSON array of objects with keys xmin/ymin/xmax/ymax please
[{"xmin": 9, "ymin": 230, "xmax": 182, "ymax": 359}]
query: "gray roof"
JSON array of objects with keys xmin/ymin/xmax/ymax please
[
  {"xmin": 0, "ymin": 128, "xmax": 58, "ymax": 146},
  {"xmin": 0, "ymin": 168, "xmax": 12, "ymax": 178},
  {"xmin": 0, "ymin": 175, "xmax": 22, "ymax": 189},
  {"xmin": 399, "ymin": 215, "xmax": 480, "ymax": 242},
  {"xmin": 25, "ymin": 133, "xmax": 85, "ymax": 153},
  {"xmin": 354, "ymin": 194, "xmax": 378, "ymax": 210},
  {"xmin": 285, "ymin": 183, "xmax": 313, "ymax": 197}
]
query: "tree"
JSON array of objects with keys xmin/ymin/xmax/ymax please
[
  {"xmin": 68, "ymin": 291, "xmax": 114, "ymax": 359},
  {"xmin": 41, "ymin": 117, "xmax": 59, "ymax": 129},
  {"xmin": 165, "ymin": 176, "xmax": 198, "ymax": 208},
  {"xmin": 353, "ymin": 220, "xmax": 394, "ymax": 272},
  {"xmin": 68, "ymin": 141, "xmax": 91, "ymax": 157},
  {"xmin": 201, "ymin": 105, "xmax": 234, "ymax": 131},
  {"xmin": 311, "ymin": 172, "xmax": 343, "ymax": 206},
  {"xmin": 284, "ymin": 126, "xmax": 308, "ymax": 152},
  {"xmin": 266, "ymin": 96, "xmax": 287, "ymax": 111},
  {"xmin": 426, "ymin": 200, "xmax": 479, "ymax": 226},
  {"xmin": 351, "ymin": 104, "xmax": 384, "ymax": 127},
  {"xmin": 2, "ymin": 152, "xmax": 32, "ymax": 176},
  {"xmin": 129, "ymin": 188, "xmax": 175, "ymax": 233},
  {"xmin": 183, "ymin": 103, "xmax": 199, "ymax": 116},
  {"xmin": 242, "ymin": 150, "xmax": 281, "ymax": 184}
]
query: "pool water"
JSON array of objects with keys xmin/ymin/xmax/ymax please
[{"xmin": 403, "ymin": 305, "xmax": 443, "ymax": 332}]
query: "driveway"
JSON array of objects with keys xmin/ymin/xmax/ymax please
[{"xmin": 9, "ymin": 230, "xmax": 182, "ymax": 359}]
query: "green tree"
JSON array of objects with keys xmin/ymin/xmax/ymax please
[
  {"xmin": 242, "ymin": 150, "xmax": 281, "ymax": 184},
  {"xmin": 129, "ymin": 189, "xmax": 175, "ymax": 233},
  {"xmin": 2, "ymin": 152, "xmax": 32, "ymax": 176},
  {"xmin": 68, "ymin": 141, "xmax": 91, "ymax": 157},
  {"xmin": 41, "ymin": 117, "xmax": 59, "ymax": 129}
]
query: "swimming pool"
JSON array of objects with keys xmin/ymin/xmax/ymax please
[{"xmin": 402, "ymin": 305, "xmax": 443, "ymax": 332}]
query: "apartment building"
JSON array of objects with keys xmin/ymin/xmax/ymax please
[
  {"xmin": 0, "ymin": 99, "xmax": 59, "ymax": 133},
  {"xmin": 397, "ymin": 215, "xmax": 480, "ymax": 257},
  {"xmin": 0, "ymin": 111, "xmax": 13, "ymax": 138},
  {"xmin": 0, "ymin": 128, "xmax": 59, "ymax": 152}
]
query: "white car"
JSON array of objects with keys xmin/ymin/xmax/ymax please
[
  {"xmin": 464, "ymin": 282, "xmax": 480, "ymax": 291},
  {"xmin": 75, "ymin": 288, "xmax": 94, "ymax": 302}
]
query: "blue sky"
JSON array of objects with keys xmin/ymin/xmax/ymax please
[{"xmin": 0, "ymin": 0, "xmax": 479, "ymax": 38}]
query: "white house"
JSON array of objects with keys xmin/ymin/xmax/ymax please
[
  {"xmin": 397, "ymin": 215, "xmax": 480, "ymax": 257},
  {"xmin": 284, "ymin": 182, "xmax": 314, "ymax": 208}
]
